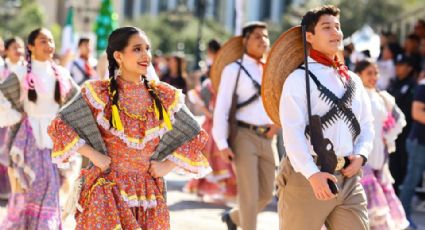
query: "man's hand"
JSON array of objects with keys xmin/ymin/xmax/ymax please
[
  {"xmin": 341, "ymin": 155, "xmax": 364, "ymax": 178},
  {"xmin": 219, "ymin": 148, "xmax": 235, "ymax": 163},
  {"xmin": 308, "ymin": 172, "xmax": 337, "ymax": 200},
  {"xmin": 149, "ymin": 160, "xmax": 176, "ymax": 178}
]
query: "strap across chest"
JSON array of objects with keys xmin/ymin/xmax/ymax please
[
  {"xmin": 299, "ymin": 67, "xmax": 361, "ymax": 141},
  {"xmin": 234, "ymin": 61, "xmax": 261, "ymax": 109}
]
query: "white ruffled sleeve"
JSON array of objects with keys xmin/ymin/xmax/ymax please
[{"xmin": 0, "ymin": 90, "xmax": 22, "ymax": 127}]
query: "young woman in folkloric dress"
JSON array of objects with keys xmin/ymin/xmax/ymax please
[
  {"xmin": 48, "ymin": 26, "xmax": 211, "ymax": 229},
  {"xmin": 0, "ymin": 36, "xmax": 25, "ymax": 200},
  {"xmin": 0, "ymin": 28, "xmax": 76, "ymax": 229},
  {"xmin": 355, "ymin": 59, "xmax": 409, "ymax": 230}
]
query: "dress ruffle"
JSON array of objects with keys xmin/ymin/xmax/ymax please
[
  {"xmin": 49, "ymin": 118, "xmax": 86, "ymax": 168},
  {"xmin": 164, "ymin": 129, "xmax": 211, "ymax": 178},
  {"xmin": 0, "ymin": 91, "xmax": 22, "ymax": 127},
  {"xmin": 83, "ymin": 80, "xmax": 186, "ymax": 150},
  {"xmin": 78, "ymin": 168, "xmax": 166, "ymax": 211}
]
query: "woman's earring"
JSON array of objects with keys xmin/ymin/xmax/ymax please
[{"xmin": 117, "ymin": 65, "xmax": 122, "ymax": 76}]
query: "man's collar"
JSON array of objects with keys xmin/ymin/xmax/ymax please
[{"xmin": 243, "ymin": 53, "xmax": 265, "ymax": 66}]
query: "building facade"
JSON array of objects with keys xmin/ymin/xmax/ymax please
[{"xmin": 121, "ymin": 0, "xmax": 286, "ymax": 34}]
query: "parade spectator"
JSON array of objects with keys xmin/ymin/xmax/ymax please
[
  {"xmin": 400, "ymin": 77, "xmax": 425, "ymax": 229},
  {"xmin": 403, "ymin": 34, "xmax": 422, "ymax": 74},
  {"xmin": 414, "ymin": 19, "xmax": 425, "ymax": 39},
  {"xmin": 161, "ymin": 53, "xmax": 188, "ymax": 93},
  {"xmin": 388, "ymin": 54, "xmax": 417, "ymax": 194},
  {"xmin": 377, "ymin": 43, "xmax": 401, "ymax": 90}
]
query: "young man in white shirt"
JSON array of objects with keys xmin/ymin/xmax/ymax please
[
  {"xmin": 212, "ymin": 22, "xmax": 279, "ymax": 230},
  {"xmin": 276, "ymin": 5, "xmax": 374, "ymax": 229},
  {"xmin": 69, "ymin": 38, "xmax": 97, "ymax": 85}
]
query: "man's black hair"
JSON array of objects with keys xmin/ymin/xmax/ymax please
[
  {"xmin": 78, "ymin": 38, "xmax": 90, "ymax": 47},
  {"xmin": 301, "ymin": 5, "xmax": 340, "ymax": 34},
  {"xmin": 242, "ymin": 21, "xmax": 267, "ymax": 38}
]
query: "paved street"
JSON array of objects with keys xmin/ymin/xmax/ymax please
[{"xmin": 1, "ymin": 173, "xmax": 425, "ymax": 229}]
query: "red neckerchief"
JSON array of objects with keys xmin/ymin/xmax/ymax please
[
  {"xmin": 81, "ymin": 55, "xmax": 94, "ymax": 77},
  {"xmin": 84, "ymin": 62, "xmax": 94, "ymax": 77},
  {"xmin": 309, "ymin": 48, "xmax": 350, "ymax": 81}
]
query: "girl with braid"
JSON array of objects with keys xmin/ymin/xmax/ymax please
[
  {"xmin": 0, "ymin": 36, "xmax": 25, "ymax": 200},
  {"xmin": 0, "ymin": 28, "xmax": 77, "ymax": 229},
  {"xmin": 355, "ymin": 59, "xmax": 409, "ymax": 230},
  {"xmin": 48, "ymin": 26, "xmax": 210, "ymax": 229}
]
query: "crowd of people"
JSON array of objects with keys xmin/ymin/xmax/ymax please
[{"xmin": 0, "ymin": 4, "xmax": 424, "ymax": 230}]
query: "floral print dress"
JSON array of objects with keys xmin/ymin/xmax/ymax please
[{"xmin": 48, "ymin": 78, "xmax": 211, "ymax": 230}]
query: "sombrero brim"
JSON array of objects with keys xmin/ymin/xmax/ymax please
[
  {"xmin": 262, "ymin": 26, "xmax": 345, "ymax": 126},
  {"xmin": 210, "ymin": 36, "xmax": 244, "ymax": 92},
  {"xmin": 262, "ymin": 26, "xmax": 305, "ymax": 126}
]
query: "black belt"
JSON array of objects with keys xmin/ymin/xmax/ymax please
[{"xmin": 237, "ymin": 121, "xmax": 270, "ymax": 137}]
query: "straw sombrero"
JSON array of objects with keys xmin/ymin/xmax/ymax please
[
  {"xmin": 210, "ymin": 36, "xmax": 244, "ymax": 91},
  {"xmin": 262, "ymin": 26, "xmax": 344, "ymax": 126},
  {"xmin": 262, "ymin": 26, "xmax": 306, "ymax": 126}
]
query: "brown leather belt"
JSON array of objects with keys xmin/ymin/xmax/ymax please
[{"xmin": 237, "ymin": 121, "xmax": 270, "ymax": 137}]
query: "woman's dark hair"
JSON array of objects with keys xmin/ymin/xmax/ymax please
[
  {"xmin": 354, "ymin": 59, "xmax": 375, "ymax": 74},
  {"xmin": 378, "ymin": 42, "xmax": 402, "ymax": 62},
  {"xmin": 106, "ymin": 26, "xmax": 166, "ymax": 128},
  {"xmin": 301, "ymin": 5, "xmax": 340, "ymax": 34},
  {"xmin": 26, "ymin": 28, "xmax": 62, "ymax": 105},
  {"xmin": 5, "ymin": 37, "xmax": 24, "ymax": 50}
]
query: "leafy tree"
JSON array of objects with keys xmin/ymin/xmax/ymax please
[
  {"xmin": 0, "ymin": 0, "xmax": 44, "ymax": 39},
  {"xmin": 282, "ymin": 0, "xmax": 422, "ymax": 37},
  {"xmin": 126, "ymin": 11, "xmax": 230, "ymax": 58}
]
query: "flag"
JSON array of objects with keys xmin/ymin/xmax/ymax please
[
  {"xmin": 61, "ymin": 4, "xmax": 75, "ymax": 55},
  {"xmin": 235, "ymin": 0, "xmax": 244, "ymax": 35}
]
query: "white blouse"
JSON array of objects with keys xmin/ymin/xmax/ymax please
[
  {"xmin": 5, "ymin": 58, "xmax": 26, "ymax": 74},
  {"xmin": 366, "ymin": 89, "xmax": 388, "ymax": 170}
]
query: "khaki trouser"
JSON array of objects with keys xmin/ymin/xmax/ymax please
[
  {"xmin": 276, "ymin": 157, "xmax": 369, "ymax": 230},
  {"xmin": 229, "ymin": 127, "xmax": 275, "ymax": 230}
]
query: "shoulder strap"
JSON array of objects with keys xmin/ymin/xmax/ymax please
[
  {"xmin": 298, "ymin": 66, "xmax": 322, "ymax": 89},
  {"xmin": 234, "ymin": 61, "xmax": 261, "ymax": 91},
  {"xmin": 233, "ymin": 61, "xmax": 261, "ymax": 109},
  {"xmin": 72, "ymin": 61, "xmax": 90, "ymax": 82}
]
